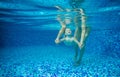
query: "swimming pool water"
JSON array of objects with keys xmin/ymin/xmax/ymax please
[{"xmin": 0, "ymin": 0, "xmax": 120, "ymax": 77}]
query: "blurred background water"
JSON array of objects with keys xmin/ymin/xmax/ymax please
[{"xmin": 0, "ymin": 0, "xmax": 120, "ymax": 77}]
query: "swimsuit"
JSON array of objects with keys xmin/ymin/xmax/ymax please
[{"xmin": 64, "ymin": 36, "xmax": 74, "ymax": 46}]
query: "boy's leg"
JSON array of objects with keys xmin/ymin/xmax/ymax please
[
  {"xmin": 74, "ymin": 26, "xmax": 81, "ymax": 41},
  {"xmin": 85, "ymin": 27, "xmax": 91, "ymax": 40},
  {"xmin": 77, "ymin": 27, "xmax": 91, "ymax": 64},
  {"xmin": 77, "ymin": 45, "xmax": 85, "ymax": 64},
  {"xmin": 74, "ymin": 44, "xmax": 78, "ymax": 62},
  {"xmin": 81, "ymin": 27, "xmax": 91, "ymax": 44},
  {"xmin": 73, "ymin": 27, "xmax": 81, "ymax": 65}
]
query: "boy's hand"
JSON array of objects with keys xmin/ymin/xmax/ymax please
[
  {"xmin": 55, "ymin": 39, "xmax": 60, "ymax": 44},
  {"xmin": 78, "ymin": 43, "xmax": 84, "ymax": 49}
]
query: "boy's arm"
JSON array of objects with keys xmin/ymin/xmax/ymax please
[
  {"xmin": 55, "ymin": 24, "xmax": 66, "ymax": 39},
  {"xmin": 55, "ymin": 37, "xmax": 65, "ymax": 44},
  {"xmin": 60, "ymin": 38, "xmax": 65, "ymax": 42},
  {"xmin": 55, "ymin": 15, "xmax": 66, "ymax": 44}
]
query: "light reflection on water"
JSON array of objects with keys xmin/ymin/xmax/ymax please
[{"xmin": 0, "ymin": 1, "xmax": 120, "ymax": 30}]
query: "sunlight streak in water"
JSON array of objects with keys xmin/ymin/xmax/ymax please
[
  {"xmin": 0, "ymin": 2, "xmax": 35, "ymax": 9},
  {"xmin": 30, "ymin": 24, "xmax": 60, "ymax": 30},
  {"xmin": 98, "ymin": 6, "xmax": 120, "ymax": 12}
]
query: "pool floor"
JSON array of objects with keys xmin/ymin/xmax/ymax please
[{"xmin": 0, "ymin": 46, "xmax": 120, "ymax": 77}]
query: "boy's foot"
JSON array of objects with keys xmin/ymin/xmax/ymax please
[
  {"xmin": 73, "ymin": 61, "xmax": 81, "ymax": 66},
  {"xmin": 74, "ymin": 56, "xmax": 78, "ymax": 62}
]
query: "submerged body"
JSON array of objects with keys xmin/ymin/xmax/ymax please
[
  {"xmin": 64, "ymin": 36, "xmax": 74, "ymax": 46},
  {"xmin": 55, "ymin": 5, "xmax": 90, "ymax": 66},
  {"xmin": 59, "ymin": 28, "xmax": 81, "ymax": 47}
]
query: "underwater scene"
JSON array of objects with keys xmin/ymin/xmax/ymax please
[{"xmin": 0, "ymin": 0, "xmax": 120, "ymax": 77}]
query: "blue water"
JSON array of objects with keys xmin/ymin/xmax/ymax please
[{"xmin": 0, "ymin": 0, "xmax": 120, "ymax": 77}]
